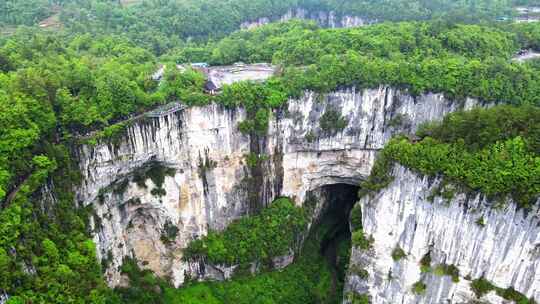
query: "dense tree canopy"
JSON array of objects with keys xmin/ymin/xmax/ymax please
[
  {"xmin": 2, "ymin": 0, "xmax": 540, "ymax": 49},
  {"xmin": 363, "ymin": 105, "xmax": 540, "ymax": 208},
  {"xmin": 0, "ymin": 1, "xmax": 539, "ymax": 303},
  {"xmin": 184, "ymin": 198, "xmax": 307, "ymax": 265}
]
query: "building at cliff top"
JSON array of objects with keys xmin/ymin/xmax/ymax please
[
  {"xmin": 512, "ymin": 49, "xmax": 540, "ymax": 62},
  {"xmin": 152, "ymin": 63, "xmax": 278, "ymax": 94},
  {"xmin": 514, "ymin": 6, "xmax": 540, "ymax": 23},
  {"xmin": 202, "ymin": 63, "xmax": 277, "ymax": 94}
]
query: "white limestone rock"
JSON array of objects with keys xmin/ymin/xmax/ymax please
[
  {"xmin": 76, "ymin": 86, "xmax": 477, "ymax": 287},
  {"xmin": 0, "ymin": 291, "xmax": 8, "ymax": 304},
  {"xmin": 344, "ymin": 165, "xmax": 540, "ymax": 303},
  {"xmin": 240, "ymin": 8, "xmax": 368, "ymax": 30}
]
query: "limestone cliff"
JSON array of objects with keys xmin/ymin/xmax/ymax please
[
  {"xmin": 344, "ymin": 165, "xmax": 540, "ymax": 303},
  {"xmin": 76, "ymin": 86, "xmax": 477, "ymax": 287},
  {"xmin": 240, "ymin": 8, "xmax": 368, "ymax": 30}
]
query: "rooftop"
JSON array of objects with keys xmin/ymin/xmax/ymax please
[
  {"xmin": 152, "ymin": 62, "xmax": 278, "ymax": 92},
  {"xmin": 512, "ymin": 49, "xmax": 540, "ymax": 63},
  {"xmin": 205, "ymin": 63, "xmax": 277, "ymax": 90}
]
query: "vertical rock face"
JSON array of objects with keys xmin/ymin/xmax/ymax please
[
  {"xmin": 0, "ymin": 291, "xmax": 8, "ymax": 304},
  {"xmin": 345, "ymin": 165, "xmax": 540, "ymax": 303},
  {"xmin": 78, "ymin": 104, "xmax": 252, "ymax": 286},
  {"xmin": 275, "ymin": 88, "xmax": 477, "ymax": 204},
  {"xmin": 76, "ymin": 86, "xmax": 476, "ymax": 287},
  {"xmin": 240, "ymin": 8, "xmax": 368, "ymax": 30}
]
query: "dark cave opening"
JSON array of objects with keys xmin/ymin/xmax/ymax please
[{"xmin": 316, "ymin": 183, "xmax": 360, "ymax": 302}]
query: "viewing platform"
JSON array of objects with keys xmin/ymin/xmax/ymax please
[
  {"xmin": 145, "ymin": 102, "xmax": 186, "ymax": 118},
  {"xmin": 152, "ymin": 62, "xmax": 278, "ymax": 94},
  {"xmin": 204, "ymin": 63, "xmax": 278, "ymax": 94}
]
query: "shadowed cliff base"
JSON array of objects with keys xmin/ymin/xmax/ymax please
[
  {"xmin": 316, "ymin": 184, "xmax": 360, "ymax": 303},
  {"xmin": 114, "ymin": 184, "xmax": 361, "ymax": 303}
]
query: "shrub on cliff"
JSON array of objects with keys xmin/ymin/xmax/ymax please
[
  {"xmin": 364, "ymin": 105, "xmax": 540, "ymax": 209},
  {"xmin": 391, "ymin": 246, "xmax": 407, "ymax": 261},
  {"xmin": 470, "ymin": 277, "xmax": 536, "ymax": 303},
  {"xmin": 412, "ymin": 281, "xmax": 427, "ymax": 295},
  {"xmin": 351, "ymin": 230, "xmax": 374, "ymax": 250},
  {"xmin": 183, "ymin": 197, "xmax": 307, "ymax": 265},
  {"xmin": 319, "ymin": 107, "xmax": 348, "ymax": 136},
  {"xmin": 433, "ymin": 264, "xmax": 460, "ymax": 282}
]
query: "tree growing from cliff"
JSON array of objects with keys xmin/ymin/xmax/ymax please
[{"xmin": 183, "ymin": 197, "xmax": 306, "ymax": 266}]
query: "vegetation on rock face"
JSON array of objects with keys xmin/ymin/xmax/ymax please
[
  {"xmin": 160, "ymin": 221, "xmax": 179, "ymax": 245},
  {"xmin": 412, "ymin": 281, "xmax": 427, "ymax": 295},
  {"xmin": 1, "ymin": 0, "xmax": 540, "ymax": 302},
  {"xmin": 116, "ymin": 201, "xmax": 343, "ymax": 304},
  {"xmin": 350, "ymin": 265, "xmax": 369, "ymax": 280},
  {"xmin": 475, "ymin": 216, "xmax": 486, "ymax": 227},
  {"xmin": 319, "ymin": 107, "xmax": 348, "ymax": 136},
  {"xmin": 433, "ymin": 264, "xmax": 460, "ymax": 282},
  {"xmin": 346, "ymin": 292, "xmax": 370, "ymax": 304},
  {"xmin": 351, "ymin": 230, "xmax": 374, "ymax": 250},
  {"xmin": 470, "ymin": 277, "xmax": 536, "ymax": 304},
  {"xmin": 183, "ymin": 197, "xmax": 307, "ymax": 266},
  {"xmin": 362, "ymin": 105, "xmax": 540, "ymax": 208},
  {"xmin": 358, "ymin": 148, "xmax": 396, "ymax": 198},
  {"xmin": 419, "ymin": 252, "xmax": 432, "ymax": 273},
  {"xmin": 391, "ymin": 246, "xmax": 407, "ymax": 261},
  {"xmin": 349, "ymin": 203, "xmax": 363, "ymax": 231}
]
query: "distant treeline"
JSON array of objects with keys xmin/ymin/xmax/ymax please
[{"xmin": 2, "ymin": 0, "xmax": 540, "ymax": 52}]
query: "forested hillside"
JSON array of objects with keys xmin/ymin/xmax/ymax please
[
  {"xmin": 2, "ymin": 0, "xmax": 540, "ymax": 49},
  {"xmin": 0, "ymin": 0, "xmax": 539, "ymax": 303},
  {"xmin": 362, "ymin": 105, "xmax": 540, "ymax": 208},
  {"xmin": 2, "ymin": 20, "xmax": 540, "ymax": 209}
]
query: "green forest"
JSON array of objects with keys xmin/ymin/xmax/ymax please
[
  {"xmin": 371, "ymin": 106, "xmax": 540, "ymax": 208},
  {"xmin": 115, "ymin": 198, "xmax": 341, "ymax": 304},
  {"xmin": 0, "ymin": 0, "xmax": 539, "ymax": 303},
  {"xmin": 1, "ymin": 0, "xmax": 538, "ymax": 32}
]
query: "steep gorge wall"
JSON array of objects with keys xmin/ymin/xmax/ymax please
[
  {"xmin": 76, "ymin": 86, "xmax": 477, "ymax": 287},
  {"xmin": 345, "ymin": 165, "xmax": 540, "ymax": 303},
  {"xmin": 240, "ymin": 8, "xmax": 368, "ymax": 30},
  {"xmin": 78, "ymin": 105, "xmax": 252, "ymax": 286}
]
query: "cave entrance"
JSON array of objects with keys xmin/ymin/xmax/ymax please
[{"xmin": 315, "ymin": 183, "xmax": 360, "ymax": 302}]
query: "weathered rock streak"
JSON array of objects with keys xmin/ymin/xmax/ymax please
[
  {"xmin": 76, "ymin": 86, "xmax": 477, "ymax": 287},
  {"xmin": 345, "ymin": 165, "xmax": 540, "ymax": 303}
]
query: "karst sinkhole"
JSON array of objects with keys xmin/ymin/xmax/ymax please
[{"xmin": 310, "ymin": 183, "xmax": 361, "ymax": 302}]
